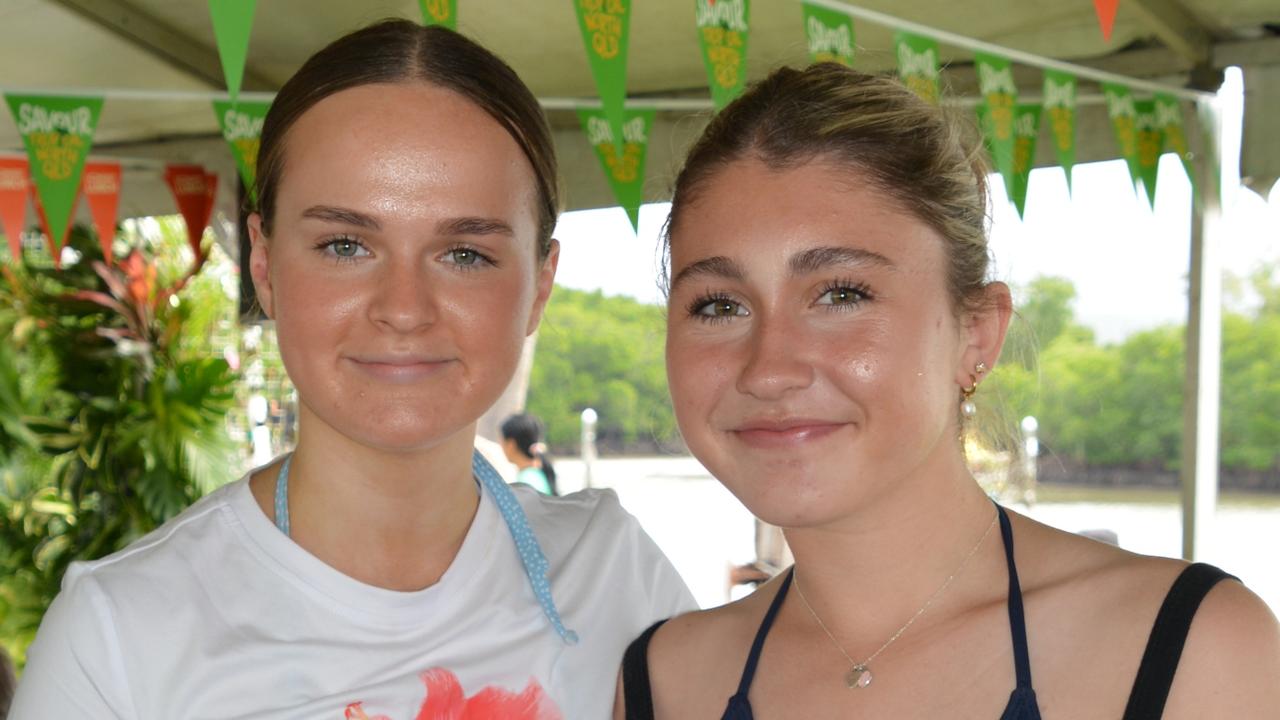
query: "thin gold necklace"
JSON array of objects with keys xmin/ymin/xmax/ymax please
[{"xmin": 792, "ymin": 508, "xmax": 999, "ymax": 690}]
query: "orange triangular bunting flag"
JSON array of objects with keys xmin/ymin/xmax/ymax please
[{"xmin": 1093, "ymin": 0, "xmax": 1120, "ymax": 40}]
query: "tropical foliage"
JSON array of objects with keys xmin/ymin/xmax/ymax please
[{"xmin": 0, "ymin": 222, "xmax": 239, "ymax": 666}]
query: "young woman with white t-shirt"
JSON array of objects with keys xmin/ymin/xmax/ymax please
[{"xmin": 12, "ymin": 21, "xmax": 694, "ymax": 719}]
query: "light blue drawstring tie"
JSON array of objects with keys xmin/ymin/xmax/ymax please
[{"xmin": 274, "ymin": 451, "xmax": 579, "ymax": 645}]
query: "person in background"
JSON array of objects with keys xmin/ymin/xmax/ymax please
[
  {"xmin": 618, "ymin": 63, "xmax": 1280, "ymax": 719},
  {"xmin": 13, "ymin": 20, "xmax": 694, "ymax": 719},
  {"xmin": 501, "ymin": 413, "xmax": 557, "ymax": 496}
]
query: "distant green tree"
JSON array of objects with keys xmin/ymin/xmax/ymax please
[{"xmin": 526, "ymin": 287, "xmax": 678, "ymax": 451}]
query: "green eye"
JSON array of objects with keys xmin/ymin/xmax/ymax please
[
  {"xmin": 332, "ymin": 240, "xmax": 360, "ymax": 257},
  {"xmin": 450, "ymin": 248, "xmax": 479, "ymax": 265}
]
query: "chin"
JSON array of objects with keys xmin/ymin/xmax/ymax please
[
  {"xmin": 343, "ymin": 422, "xmax": 469, "ymax": 454},
  {"xmin": 313, "ymin": 395, "xmax": 485, "ymax": 454},
  {"xmin": 713, "ymin": 456, "xmax": 867, "ymax": 528}
]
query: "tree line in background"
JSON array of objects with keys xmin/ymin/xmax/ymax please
[
  {"xmin": 528, "ymin": 277, "xmax": 1280, "ymax": 481},
  {"xmin": 526, "ymin": 287, "xmax": 678, "ymax": 453}
]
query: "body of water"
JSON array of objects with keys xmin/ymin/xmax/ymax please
[{"xmin": 551, "ymin": 456, "xmax": 1280, "ymax": 616}]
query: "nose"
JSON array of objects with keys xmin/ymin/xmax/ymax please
[
  {"xmin": 367, "ymin": 256, "xmax": 438, "ymax": 333},
  {"xmin": 735, "ymin": 314, "xmax": 815, "ymax": 400}
]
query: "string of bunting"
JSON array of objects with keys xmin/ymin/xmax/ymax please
[{"xmin": 0, "ymin": 0, "xmax": 1208, "ymax": 261}]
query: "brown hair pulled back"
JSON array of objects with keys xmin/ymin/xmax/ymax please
[
  {"xmin": 666, "ymin": 63, "xmax": 992, "ymax": 314},
  {"xmin": 255, "ymin": 19, "xmax": 559, "ymax": 258}
]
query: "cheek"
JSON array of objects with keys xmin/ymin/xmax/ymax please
[
  {"xmin": 446, "ymin": 273, "xmax": 536, "ymax": 361},
  {"xmin": 665, "ymin": 334, "xmax": 722, "ymax": 419}
]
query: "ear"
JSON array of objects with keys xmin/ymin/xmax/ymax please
[
  {"xmin": 525, "ymin": 238, "xmax": 560, "ymax": 336},
  {"xmin": 955, "ymin": 281, "xmax": 1013, "ymax": 389},
  {"xmin": 247, "ymin": 213, "xmax": 276, "ymax": 320}
]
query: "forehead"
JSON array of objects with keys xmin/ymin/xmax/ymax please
[
  {"xmin": 669, "ymin": 157, "xmax": 946, "ymax": 278},
  {"xmin": 276, "ymin": 82, "xmax": 537, "ymax": 227}
]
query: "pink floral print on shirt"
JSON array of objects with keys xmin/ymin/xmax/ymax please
[{"xmin": 344, "ymin": 668, "xmax": 562, "ymax": 720}]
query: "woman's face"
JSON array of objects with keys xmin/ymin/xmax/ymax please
[
  {"xmin": 249, "ymin": 82, "xmax": 557, "ymax": 453},
  {"xmin": 665, "ymin": 157, "xmax": 994, "ymax": 528}
]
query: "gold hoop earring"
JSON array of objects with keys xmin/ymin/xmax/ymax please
[{"xmin": 960, "ymin": 363, "xmax": 984, "ymax": 418}]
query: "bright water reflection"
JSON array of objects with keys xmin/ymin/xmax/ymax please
[{"xmin": 554, "ymin": 457, "xmax": 1280, "ymax": 615}]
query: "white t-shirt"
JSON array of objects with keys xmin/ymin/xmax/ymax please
[{"xmin": 11, "ymin": 477, "xmax": 695, "ymax": 719}]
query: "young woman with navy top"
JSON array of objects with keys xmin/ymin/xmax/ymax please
[
  {"xmin": 619, "ymin": 64, "xmax": 1280, "ymax": 719},
  {"xmin": 12, "ymin": 21, "xmax": 694, "ymax": 718}
]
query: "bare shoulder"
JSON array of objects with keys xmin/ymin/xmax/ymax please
[
  {"xmin": 1163, "ymin": 574, "xmax": 1280, "ymax": 718},
  {"xmin": 1005, "ymin": 511, "xmax": 1280, "ymax": 716},
  {"xmin": 640, "ymin": 575, "xmax": 786, "ymax": 719}
]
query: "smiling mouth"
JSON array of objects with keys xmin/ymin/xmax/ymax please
[
  {"xmin": 346, "ymin": 357, "xmax": 455, "ymax": 383},
  {"xmin": 730, "ymin": 421, "xmax": 848, "ymax": 449}
]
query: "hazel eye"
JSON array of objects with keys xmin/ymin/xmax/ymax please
[
  {"xmin": 816, "ymin": 283, "xmax": 871, "ymax": 308},
  {"xmin": 694, "ymin": 298, "xmax": 748, "ymax": 319}
]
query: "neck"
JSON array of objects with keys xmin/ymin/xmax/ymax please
[
  {"xmin": 258, "ymin": 405, "xmax": 481, "ymax": 592},
  {"xmin": 782, "ymin": 447, "xmax": 1003, "ymax": 646},
  {"xmin": 512, "ymin": 452, "xmax": 536, "ymax": 471}
]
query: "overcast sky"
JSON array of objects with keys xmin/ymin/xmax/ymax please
[{"xmin": 552, "ymin": 158, "xmax": 1279, "ymax": 345}]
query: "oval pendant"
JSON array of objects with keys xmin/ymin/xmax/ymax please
[{"xmin": 845, "ymin": 664, "xmax": 873, "ymax": 689}]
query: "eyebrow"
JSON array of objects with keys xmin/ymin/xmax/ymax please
[
  {"xmin": 438, "ymin": 216, "xmax": 515, "ymax": 238},
  {"xmin": 670, "ymin": 246, "xmax": 895, "ymax": 291},
  {"xmin": 670, "ymin": 255, "xmax": 746, "ymax": 291},
  {"xmin": 298, "ymin": 206, "xmax": 515, "ymax": 238},
  {"xmin": 788, "ymin": 246, "xmax": 896, "ymax": 275},
  {"xmin": 300, "ymin": 205, "xmax": 381, "ymax": 230}
]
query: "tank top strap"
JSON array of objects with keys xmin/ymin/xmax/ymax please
[
  {"xmin": 996, "ymin": 504, "xmax": 1034, "ymax": 690},
  {"xmin": 1121, "ymin": 562, "xmax": 1235, "ymax": 720},
  {"xmin": 731, "ymin": 567, "xmax": 794, "ymax": 698}
]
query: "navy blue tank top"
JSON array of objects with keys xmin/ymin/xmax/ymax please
[{"xmin": 622, "ymin": 505, "xmax": 1233, "ymax": 719}]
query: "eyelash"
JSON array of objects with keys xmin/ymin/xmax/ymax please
[
  {"xmin": 310, "ymin": 238, "xmax": 497, "ymax": 270},
  {"xmin": 815, "ymin": 279, "xmax": 873, "ymax": 308},
  {"xmin": 687, "ymin": 292, "xmax": 743, "ymax": 324},
  {"xmin": 443, "ymin": 244, "xmax": 497, "ymax": 271},
  {"xmin": 686, "ymin": 279, "xmax": 874, "ymax": 324},
  {"xmin": 313, "ymin": 235, "xmax": 368, "ymax": 264}
]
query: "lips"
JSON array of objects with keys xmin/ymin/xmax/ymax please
[
  {"xmin": 730, "ymin": 418, "xmax": 848, "ymax": 449},
  {"xmin": 345, "ymin": 355, "xmax": 455, "ymax": 383}
]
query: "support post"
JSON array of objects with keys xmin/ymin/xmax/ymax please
[{"xmin": 1180, "ymin": 98, "xmax": 1225, "ymax": 561}]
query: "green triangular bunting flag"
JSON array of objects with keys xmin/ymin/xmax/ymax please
[
  {"xmin": 695, "ymin": 0, "xmax": 750, "ymax": 111},
  {"xmin": 209, "ymin": 0, "xmax": 257, "ymax": 103},
  {"xmin": 1042, "ymin": 69, "xmax": 1077, "ymax": 194},
  {"xmin": 213, "ymin": 99, "xmax": 270, "ymax": 203},
  {"xmin": 419, "ymin": 0, "xmax": 457, "ymax": 30},
  {"xmin": 1135, "ymin": 99, "xmax": 1163, "ymax": 209},
  {"xmin": 1155, "ymin": 93, "xmax": 1194, "ymax": 189},
  {"xmin": 894, "ymin": 31, "xmax": 939, "ymax": 103},
  {"xmin": 975, "ymin": 52, "xmax": 1018, "ymax": 191},
  {"xmin": 1102, "ymin": 82, "xmax": 1140, "ymax": 195},
  {"xmin": 578, "ymin": 108, "xmax": 654, "ymax": 233},
  {"xmin": 1010, "ymin": 104, "xmax": 1042, "ymax": 219},
  {"xmin": 4, "ymin": 94, "xmax": 103, "ymax": 258},
  {"xmin": 802, "ymin": 2, "xmax": 854, "ymax": 67},
  {"xmin": 574, "ymin": 0, "xmax": 632, "ymax": 152}
]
